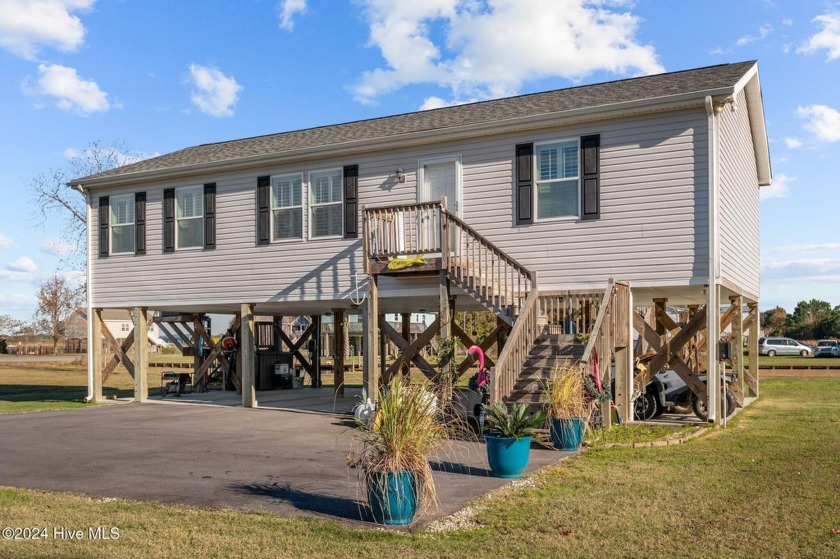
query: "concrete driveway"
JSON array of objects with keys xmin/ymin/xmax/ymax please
[{"xmin": 0, "ymin": 403, "xmax": 569, "ymax": 527}]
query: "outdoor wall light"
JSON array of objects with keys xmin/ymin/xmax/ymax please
[{"xmin": 395, "ymin": 168, "xmax": 405, "ymax": 183}]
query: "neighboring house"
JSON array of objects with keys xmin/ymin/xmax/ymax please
[
  {"xmin": 70, "ymin": 61, "xmax": 769, "ymax": 422},
  {"xmin": 65, "ymin": 308, "xmax": 164, "ymax": 350}
]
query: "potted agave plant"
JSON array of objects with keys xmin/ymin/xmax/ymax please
[
  {"xmin": 545, "ymin": 363, "xmax": 588, "ymax": 451},
  {"xmin": 353, "ymin": 380, "xmax": 448, "ymax": 525},
  {"xmin": 482, "ymin": 401, "xmax": 546, "ymax": 479}
]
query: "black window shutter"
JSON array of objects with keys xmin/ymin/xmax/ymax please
[
  {"xmin": 163, "ymin": 188, "xmax": 175, "ymax": 253},
  {"xmin": 204, "ymin": 183, "xmax": 216, "ymax": 249},
  {"xmin": 134, "ymin": 192, "xmax": 146, "ymax": 255},
  {"xmin": 581, "ymin": 134, "xmax": 600, "ymax": 220},
  {"xmin": 257, "ymin": 176, "xmax": 271, "ymax": 245},
  {"xmin": 515, "ymin": 143, "xmax": 533, "ymax": 225},
  {"xmin": 343, "ymin": 164, "xmax": 358, "ymax": 239},
  {"xmin": 98, "ymin": 196, "xmax": 109, "ymax": 257}
]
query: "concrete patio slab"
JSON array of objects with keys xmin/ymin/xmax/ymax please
[{"xmin": 0, "ymin": 402, "xmax": 570, "ymax": 528}]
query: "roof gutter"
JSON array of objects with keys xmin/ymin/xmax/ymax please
[{"xmin": 69, "ymin": 87, "xmax": 735, "ymax": 190}]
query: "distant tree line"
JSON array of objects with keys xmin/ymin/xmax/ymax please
[{"xmin": 762, "ymin": 299, "xmax": 840, "ymax": 340}]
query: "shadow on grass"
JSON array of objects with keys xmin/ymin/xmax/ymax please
[
  {"xmin": 0, "ymin": 384, "xmax": 150, "ymax": 405},
  {"xmin": 229, "ymin": 482, "xmax": 366, "ymax": 521}
]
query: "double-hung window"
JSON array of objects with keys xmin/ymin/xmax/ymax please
[
  {"xmin": 271, "ymin": 173, "xmax": 303, "ymax": 240},
  {"xmin": 176, "ymin": 186, "xmax": 204, "ymax": 248},
  {"xmin": 110, "ymin": 194, "xmax": 135, "ymax": 254},
  {"xmin": 309, "ymin": 169, "xmax": 343, "ymax": 238},
  {"xmin": 536, "ymin": 140, "xmax": 579, "ymax": 219}
]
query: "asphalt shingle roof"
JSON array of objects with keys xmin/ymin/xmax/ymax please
[{"xmin": 73, "ymin": 61, "xmax": 756, "ymax": 184}]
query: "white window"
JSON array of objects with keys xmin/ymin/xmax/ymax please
[
  {"xmin": 121, "ymin": 323, "xmax": 130, "ymax": 333},
  {"xmin": 536, "ymin": 140, "xmax": 579, "ymax": 219},
  {"xmin": 110, "ymin": 194, "xmax": 135, "ymax": 254},
  {"xmin": 272, "ymin": 173, "xmax": 303, "ymax": 240},
  {"xmin": 309, "ymin": 169, "xmax": 343, "ymax": 238},
  {"xmin": 176, "ymin": 186, "xmax": 204, "ymax": 248}
]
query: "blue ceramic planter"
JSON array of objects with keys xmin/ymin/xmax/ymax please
[
  {"xmin": 550, "ymin": 417, "xmax": 584, "ymax": 451},
  {"xmin": 366, "ymin": 470, "xmax": 418, "ymax": 525},
  {"xmin": 485, "ymin": 435, "xmax": 532, "ymax": 478}
]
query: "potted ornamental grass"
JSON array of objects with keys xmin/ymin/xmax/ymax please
[
  {"xmin": 544, "ymin": 362, "xmax": 588, "ymax": 451},
  {"xmin": 352, "ymin": 380, "xmax": 449, "ymax": 525},
  {"xmin": 481, "ymin": 401, "xmax": 546, "ymax": 478}
]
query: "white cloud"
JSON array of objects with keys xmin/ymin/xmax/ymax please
[
  {"xmin": 26, "ymin": 63, "xmax": 111, "ymax": 115},
  {"xmin": 798, "ymin": 13, "xmax": 840, "ymax": 60},
  {"xmin": 7, "ymin": 255, "xmax": 37, "ymax": 273},
  {"xmin": 735, "ymin": 23, "xmax": 772, "ymax": 46},
  {"xmin": 352, "ymin": 0, "xmax": 663, "ymax": 105},
  {"xmin": 278, "ymin": 0, "xmax": 307, "ymax": 30},
  {"xmin": 796, "ymin": 104, "xmax": 840, "ymax": 142},
  {"xmin": 0, "ymin": 0, "xmax": 94, "ymax": 60},
  {"xmin": 0, "ymin": 234, "xmax": 14, "ymax": 249},
  {"xmin": 760, "ymin": 173, "xmax": 793, "ymax": 201},
  {"xmin": 784, "ymin": 137, "xmax": 802, "ymax": 149},
  {"xmin": 41, "ymin": 238, "xmax": 76, "ymax": 256},
  {"xmin": 188, "ymin": 64, "xmax": 242, "ymax": 118}
]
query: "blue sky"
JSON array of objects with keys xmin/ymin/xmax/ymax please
[{"xmin": 1, "ymin": 0, "xmax": 839, "ymax": 321}]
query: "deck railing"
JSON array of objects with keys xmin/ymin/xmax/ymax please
[
  {"xmin": 363, "ymin": 199, "xmax": 535, "ymax": 323},
  {"xmin": 364, "ymin": 201, "xmax": 443, "ymax": 260},
  {"xmin": 490, "ymin": 283, "xmax": 540, "ymax": 403},
  {"xmin": 443, "ymin": 211, "xmax": 534, "ymax": 322},
  {"xmin": 538, "ymin": 290, "xmax": 605, "ymax": 335}
]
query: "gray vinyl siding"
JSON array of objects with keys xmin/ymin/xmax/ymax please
[
  {"xmin": 718, "ymin": 90, "xmax": 761, "ymax": 299},
  {"xmin": 89, "ymin": 109, "xmax": 709, "ymax": 308}
]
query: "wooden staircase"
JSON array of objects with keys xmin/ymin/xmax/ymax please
[
  {"xmin": 362, "ymin": 200, "xmax": 629, "ymax": 411},
  {"xmin": 507, "ymin": 331, "xmax": 585, "ymax": 408}
]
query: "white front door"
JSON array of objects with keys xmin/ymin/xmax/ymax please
[
  {"xmin": 418, "ymin": 156, "xmax": 461, "ymax": 252},
  {"xmin": 418, "ymin": 156, "xmax": 461, "ymax": 215}
]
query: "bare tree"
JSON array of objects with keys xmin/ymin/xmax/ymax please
[
  {"xmin": 0, "ymin": 314, "xmax": 23, "ymax": 337},
  {"xmin": 34, "ymin": 274, "xmax": 83, "ymax": 354},
  {"xmin": 30, "ymin": 141, "xmax": 140, "ymax": 267}
]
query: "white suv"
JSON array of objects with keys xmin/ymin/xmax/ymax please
[
  {"xmin": 815, "ymin": 340, "xmax": 840, "ymax": 358},
  {"xmin": 758, "ymin": 337, "xmax": 812, "ymax": 357}
]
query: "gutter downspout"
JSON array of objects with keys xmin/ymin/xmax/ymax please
[
  {"xmin": 704, "ymin": 96, "xmax": 720, "ymax": 424},
  {"xmin": 75, "ymin": 184, "xmax": 95, "ymax": 402}
]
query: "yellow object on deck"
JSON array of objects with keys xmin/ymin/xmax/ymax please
[{"xmin": 386, "ymin": 254, "xmax": 425, "ymax": 271}]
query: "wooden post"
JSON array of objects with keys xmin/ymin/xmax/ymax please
[
  {"xmin": 193, "ymin": 314, "xmax": 203, "ymax": 392},
  {"xmin": 333, "ymin": 309, "xmax": 345, "ymax": 398},
  {"xmin": 614, "ymin": 290, "xmax": 632, "ymax": 422},
  {"xmin": 364, "ymin": 275, "xmax": 379, "ymax": 401},
  {"xmin": 401, "ymin": 312, "xmax": 411, "ymax": 384},
  {"xmin": 273, "ymin": 316, "xmax": 282, "ymax": 351},
  {"xmin": 311, "ymin": 314, "xmax": 322, "ymax": 388},
  {"xmin": 748, "ymin": 302, "xmax": 759, "ymax": 398},
  {"xmin": 729, "ymin": 295, "xmax": 744, "ymax": 396},
  {"xmin": 133, "ymin": 308, "xmax": 149, "ymax": 402},
  {"xmin": 240, "ymin": 304, "xmax": 256, "ymax": 408},
  {"xmin": 653, "ymin": 299, "xmax": 668, "ymax": 337},
  {"xmin": 379, "ymin": 323, "xmax": 387, "ymax": 384},
  {"xmin": 91, "ymin": 308, "xmax": 104, "ymax": 402}
]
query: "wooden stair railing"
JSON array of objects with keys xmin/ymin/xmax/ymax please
[
  {"xmin": 442, "ymin": 210, "xmax": 534, "ymax": 324},
  {"xmin": 489, "ymin": 283, "xmax": 540, "ymax": 404}
]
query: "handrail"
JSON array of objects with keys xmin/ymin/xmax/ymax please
[
  {"xmin": 580, "ymin": 280, "xmax": 616, "ymax": 365},
  {"xmin": 442, "ymin": 211, "xmax": 532, "ymax": 280},
  {"xmin": 490, "ymin": 277, "xmax": 540, "ymax": 403}
]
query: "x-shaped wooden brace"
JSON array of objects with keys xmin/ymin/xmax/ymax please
[
  {"xmin": 101, "ymin": 320, "xmax": 136, "ymax": 383},
  {"xmin": 276, "ymin": 321, "xmax": 317, "ymax": 381},
  {"xmin": 452, "ymin": 321, "xmax": 505, "ymax": 377},
  {"xmin": 380, "ymin": 316, "xmax": 439, "ymax": 382},
  {"xmin": 633, "ymin": 309, "xmax": 708, "ymax": 402},
  {"xmin": 192, "ymin": 316, "xmax": 236, "ymax": 389}
]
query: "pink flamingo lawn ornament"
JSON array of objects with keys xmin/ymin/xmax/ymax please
[{"xmin": 467, "ymin": 345, "xmax": 489, "ymax": 392}]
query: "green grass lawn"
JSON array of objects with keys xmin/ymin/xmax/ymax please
[{"xmin": 1, "ymin": 377, "xmax": 838, "ymax": 558}]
